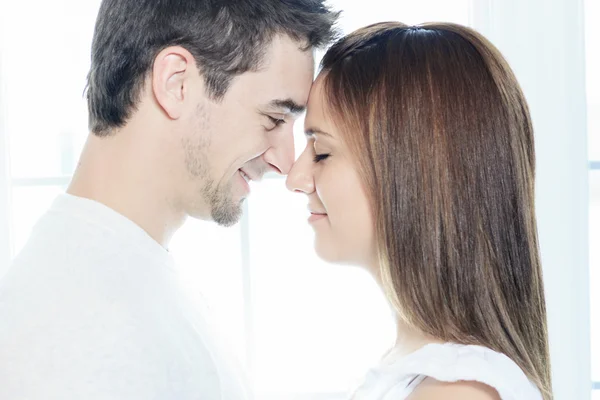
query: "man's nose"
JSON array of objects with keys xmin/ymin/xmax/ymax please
[{"xmin": 263, "ymin": 126, "xmax": 295, "ymax": 175}]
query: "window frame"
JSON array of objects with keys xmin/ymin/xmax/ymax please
[{"xmin": 0, "ymin": 43, "xmax": 12, "ymax": 278}]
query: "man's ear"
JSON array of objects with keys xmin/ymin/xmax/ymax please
[{"xmin": 151, "ymin": 46, "xmax": 196, "ymax": 120}]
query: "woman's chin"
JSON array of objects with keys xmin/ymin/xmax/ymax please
[
  {"xmin": 314, "ymin": 239, "xmax": 340, "ymax": 264},
  {"xmin": 314, "ymin": 240, "xmax": 365, "ymax": 268}
]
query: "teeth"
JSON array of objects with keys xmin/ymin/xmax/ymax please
[{"xmin": 241, "ymin": 170, "xmax": 250, "ymax": 183}]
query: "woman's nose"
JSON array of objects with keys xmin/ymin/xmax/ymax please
[{"xmin": 285, "ymin": 150, "xmax": 315, "ymax": 194}]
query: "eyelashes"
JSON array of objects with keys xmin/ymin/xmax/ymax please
[
  {"xmin": 267, "ymin": 115, "xmax": 286, "ymax": 129},
  {"xmin": 313, "ymin": 153, "xmax": 330, "ymax": 163}
]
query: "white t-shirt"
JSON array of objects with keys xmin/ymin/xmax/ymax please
[
  {"xmin": 349, "ymin": 343, "xmax": 543, "ymax": 400},
  {"xmin": 0, "ymin": 194, "xmax": 251, "ymax": 400}
]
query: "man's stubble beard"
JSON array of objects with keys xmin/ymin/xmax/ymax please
[{"xmin": 182, "ymin": 104, "xmax": 244, "ymax": 227}]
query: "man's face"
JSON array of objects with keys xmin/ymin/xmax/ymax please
[{"xmin": 179, "ymin": 35, "xmax": 315, "ymax": 226}]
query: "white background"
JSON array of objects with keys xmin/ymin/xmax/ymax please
[{"xmin": 0, "ymin": 0, "xmax": 597, "ymax": 399}]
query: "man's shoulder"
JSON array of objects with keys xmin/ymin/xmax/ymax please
[{"xmin": 0, "ymin": 272, "xmax": 225, "ymax": 399}]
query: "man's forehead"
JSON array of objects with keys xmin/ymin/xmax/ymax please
[
  {"xmin": 230, "ymin": 38, "xmax": 314, "ymax": 113},
  {"xmin": 258, "ymin": 36, "xmax": 315, "ymax": 104}
]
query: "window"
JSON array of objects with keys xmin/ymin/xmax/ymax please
[
  {"xmin": 585, "ymin": 0, "xmax": 600, "ymax": 397},
  {"xmin": 0, "ymin": 1, "xmax": 593, "ymax": 399},
  {"xmin": 591, "ymin": 169, "xmax": 599, "ymax": 400},
  {"xmin": 0, "ymin": 0, "xmax": 96, "ymax": 257}
]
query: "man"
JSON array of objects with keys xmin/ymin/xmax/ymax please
[{"xmin": 0, "ymin": 0, "xmax": 339, "ymax": 398}]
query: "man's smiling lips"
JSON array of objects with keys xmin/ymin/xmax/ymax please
[
  {"xmin": 239, "ymin": 169, "xmax": 251, "ymax": 184},
  {"xmin": 237, "ymin": 168, "xmax": 265, "ymax": 194}
]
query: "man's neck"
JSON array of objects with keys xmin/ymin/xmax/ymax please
[{"xmin": 67, "ymin": 133, "xmax": 186, "ymax": 249}]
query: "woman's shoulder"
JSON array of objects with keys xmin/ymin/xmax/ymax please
[
  {"xmin": 349, "ymin": 343, "xmax": 542, "ymax": 400},
  {"xmin": 406, "ymin": 378, "xmax": 501, "ymax": 400},
  {"xmin": 387, "ymin": 343, "xmax": 542, "ymax": 400}
]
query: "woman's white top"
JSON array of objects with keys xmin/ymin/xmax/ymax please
[{"xmin": 349, "ymin": 343, "xmax": 542, "ymax": 400}]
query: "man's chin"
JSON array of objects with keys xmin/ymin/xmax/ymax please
[{"xmin": 211, "ymin": 198, "xmax": 245, "ymax": 227}]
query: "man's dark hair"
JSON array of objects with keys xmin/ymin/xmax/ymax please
[{"xmin": 86, "ymin": 0, "xmax": 340, "ymax": 136}]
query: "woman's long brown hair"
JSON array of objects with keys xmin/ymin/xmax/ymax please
[{"xmin": 319, "ymin": 22, "xmax": 552, "ymax": 398}]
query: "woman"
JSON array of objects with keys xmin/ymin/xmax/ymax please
[{"xmin": 286, "ymin": 22, "xmax": 552, "ymax": 400}]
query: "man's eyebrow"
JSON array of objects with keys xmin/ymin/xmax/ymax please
[
  {"xmin": 268, "ymin": 99, "xmax": 306, "ymax": 115},
  {"xmin": 305, "ymin": 127, "xmax": 332, "ymax": 138}
]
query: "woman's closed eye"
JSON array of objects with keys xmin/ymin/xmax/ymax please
[{"xmin": 313, "ymin": 153, "xmax": 330, "ymax": 163}]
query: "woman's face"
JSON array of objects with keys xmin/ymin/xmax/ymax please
[{"xmin": 286, "ymin": 77, "xmax": 376, "ymax": 267}]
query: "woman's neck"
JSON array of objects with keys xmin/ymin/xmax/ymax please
[
  {"xmin": 367, "ymin": 260, "xmax": 445, "ymax": 358},
  {"xmin": 390, "ymin": 317, "xmax": 443, "ymax": 359}
]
